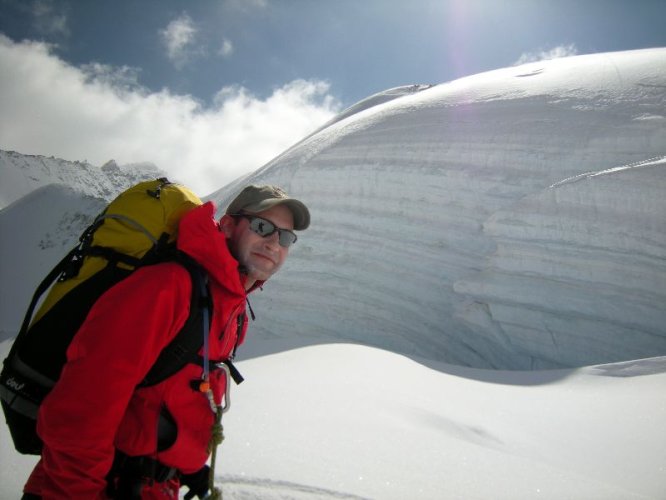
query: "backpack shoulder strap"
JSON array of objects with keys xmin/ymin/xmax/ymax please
[{"xmin": 139, "ymin": 252, "xmax": 209, "ymax": 387}]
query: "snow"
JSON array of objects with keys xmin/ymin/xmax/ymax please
[
  {"xmin": 0, "ymin": 149, "xmax": 164, "ymax": 210},
  {"xmin": 218, "ymin": 346, "xmax": 666, "ymax": 499},
  {"xmin": 1, "ymin": 48, "xmax": 666, "ymax": 498},
  {"xmin": 2, "ymin": 340, "xmax": 665, "ymax": 499}
]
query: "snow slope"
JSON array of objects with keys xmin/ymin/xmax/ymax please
[
  {"xmin": 219, "ymin": 346, "xmax": 666, "ymax": 499},
  {"xmin": 2, "ymin": 341, "xmax": 665, "ymax": 499},
  {"xmin": 208, "ymin": 48, "xmax": 666, "ymax": 370}
]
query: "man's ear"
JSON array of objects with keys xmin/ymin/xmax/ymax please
[{"xmin": 218, "ymin": 214, "xmax": 236, "ymax": 238}]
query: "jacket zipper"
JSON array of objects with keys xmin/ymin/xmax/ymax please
[{"xmin": 218, "ymin": 302, "xmax": 245, "ymax": 359}]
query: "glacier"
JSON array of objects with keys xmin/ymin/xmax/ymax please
[{"xmin": 207, "ymin": 48, "xmax": 666, "ymax": 369}]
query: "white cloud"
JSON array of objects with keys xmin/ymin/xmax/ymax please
[
  {"xmin": 514, "ymin": 44, "xmax": 578, "ymax": 65},
  {"xmin": 31, "ymin": 0, "xmax": 69, "ymax": 37},
  {"xmin": 0, "ymin": 35, "xmax": 339, "ymax": 197},
  {"xmin": 226, "ymin": 0, "xmax": 268, "ymax": 11},
  {"xmin": 80, "ymin": 62, "xmax": 144, "ymax": 92},
  {"xmin": 219, "ymin": 38, "xmax": 234, "ymax": 58},
  {"xmin": 160, "ymin": 13, "xmax": 201, "ymax": 69}
]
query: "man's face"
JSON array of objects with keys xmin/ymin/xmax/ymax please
[{"xmin": 223, "ymin": 204, "xmax": 294, "ymax": 286}]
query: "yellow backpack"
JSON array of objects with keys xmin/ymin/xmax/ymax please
[
  {"xmin": 1, "ymin": 178, "xmax": 210, "ymax": 455},
  {"xmin": 32, "ymin": 178, "xmax": 202, "ymax": 323}
]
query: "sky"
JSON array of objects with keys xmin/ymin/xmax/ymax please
[{"xmin": 1, "ymin": 0, "xmax": 665, "ymax": 195}]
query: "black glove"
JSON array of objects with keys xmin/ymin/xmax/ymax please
[{"xmin": 181, "ymin": 465, "xmax": 210, "ymax": 500}]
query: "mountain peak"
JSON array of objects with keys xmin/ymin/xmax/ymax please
[{"xmin": 0, "ymin": 150, "xmax": 166, "ymax": 210}]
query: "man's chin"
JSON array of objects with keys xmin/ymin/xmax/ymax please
[{"xmin": 245, "ymin": 263, "xmax": 278, "ymax": 283}]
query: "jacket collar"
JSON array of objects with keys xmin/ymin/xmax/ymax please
[{"xmin": 176, "ymin": 202, "xmax": 263, "ymax": 296}]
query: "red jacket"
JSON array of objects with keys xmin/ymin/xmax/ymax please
[{"xmin": 25, "ymin": 202, "xmax": 252, "ymax": 499}]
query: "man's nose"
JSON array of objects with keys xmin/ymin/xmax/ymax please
[{"xmin": 263, "ymin": 231, "xmax": 280, "ymax": 248}]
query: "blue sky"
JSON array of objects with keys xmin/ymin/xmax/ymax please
[{"xmin": 1, "ymin": 0, "xmax": 665, "ymax": 194}]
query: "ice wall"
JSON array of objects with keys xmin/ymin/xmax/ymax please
[{"xmin": 210, "ymin": 48, "xmax": 666, "ymax": 369}]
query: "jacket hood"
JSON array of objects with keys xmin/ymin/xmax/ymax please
[{"xmin": 176, "ymin": 201, "xmax": 253, "ymax": 296}]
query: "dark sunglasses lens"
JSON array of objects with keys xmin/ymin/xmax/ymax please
[
  {"xmin": 248, "ymin": 217, "xmax": 297, "ymax": 247},
  {"xmin": 278, "ymin": 230, "xmax": 297, "ymax": 247},
  {"xmin": 249, "ymin": 217, "xmax": 275, "ymax": 236}
]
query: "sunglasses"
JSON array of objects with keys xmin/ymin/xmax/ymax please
[{"xmin": 235, "ymin": 214, "xmax": 298, "ymax": 248}]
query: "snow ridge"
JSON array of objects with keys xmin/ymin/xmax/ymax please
[{"xmin": 0, "ymin": 150, "xmax": 163, "ymax": 209}]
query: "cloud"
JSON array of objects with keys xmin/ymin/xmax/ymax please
[
  {"xmin": 160, "ymin": 13, "xmax": 201, "ymax": 69},
  {"xmin": 80, "ymin": 62, "xmax": 144, "ymax": 92},
  {"xmin": 31, "ymin": 0, "xmax": 69, "ymax": 37},
  {"xmin": 0, "ymin": 35, "xmax": 339, "ymax": 197},
  {"xmin": 226, "ymin": 0, "xmax": 268, "ymax": 11},
  {"xmin": 219, "ymin": 38, "xmax": 234, "ymax": 58},
  {"xmin": 161, "ymin": 13, "xmax": 234, "ymax": 65},
  {"xmin": 514, "ymin": 44, "xmax": 578, "ymax": 65}
]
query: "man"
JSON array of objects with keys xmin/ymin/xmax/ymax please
[{"xmin": 22, "ymin": 185, "xmax": 310, "ymax": 499}]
